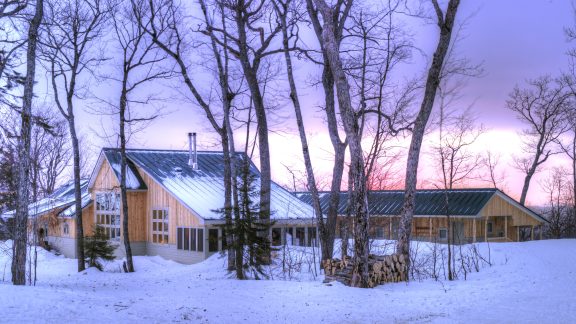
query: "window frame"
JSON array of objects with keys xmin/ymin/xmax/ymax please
[
  {"xmin": 439, "ymin": 228, "xmax": 448, "ymax": 240},
  {"xmin": 151, "ymin": 208, "xmax": 169, "ymax": 244},
  {"xmin": 94, "ymin": 191, "xmax": 121, "ymax": 241},
  {"xmin": 176, "ymin": 226, "xmax": 204, "ymax": 252}
]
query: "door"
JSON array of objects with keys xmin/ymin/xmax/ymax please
[{"xmin": 452, "ymin": 221, "xmax": 465, "ymax": 244}]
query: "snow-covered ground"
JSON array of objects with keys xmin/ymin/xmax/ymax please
[{"xmin": 1, "ymin": 239, "xmax": 575, "ymax": 323}]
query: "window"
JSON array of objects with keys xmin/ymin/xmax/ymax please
[
  {"xmin": 439, "ymin": 228, "xmax": 448, "ymax": 240},
  {"xmin": 63, "ymin": 223, "xmax": 69, "ymax": 236},
  {"xmin": 176, "ymin": 227, "xmax": 204, "ymax": 252},
  {"xmin": 208, "ymin": 229, "xmax": 219, "ymax": 252},
  {"xmin": 152, "ymin": 209, "xmax": 169, "ymax": 244},
  {"xmin": 375, "ymin": 226, "xmax": 384, "ymax": 239},
  {"xmin": 487, "ymin": 222, "xmax": 493, "ymax": 234},
  {"xmin": 271, "ymin": 228, "xmax": 282, "ymax": 246},
  {"xmin": 95, "ymin": 192, "xmax": 121, "ymax": 240},
  {"xmin": 296, "ymin": 227, "xmax": 305, "ymax": 246}
]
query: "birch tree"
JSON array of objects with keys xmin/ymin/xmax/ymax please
[
  {"xmin": 396, "ymin": 0, "xmax": 462, "ymax": 269},
  {"xmin": 304, "ymin": 0, "xmax": 349, "ymax": 263},
  {"xmin": 13, "ymin": 0, "xmax": 43, "ymax": 286},
  {"xmin": 306, "ymin": 0, "xmax": 374, "ymax": 287}
]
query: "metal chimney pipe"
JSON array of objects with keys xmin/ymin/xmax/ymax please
[
  {"xmin": 188, "ymin": 132, "xmax": 193, "ymax": 166},
  {"xmin": 193, "ymin": 132, "xmax": 198, "ymax": 170}
]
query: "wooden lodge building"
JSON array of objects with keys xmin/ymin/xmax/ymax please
[
  {"xmin": 1, "ymin": 146, "xmax": 316, "ymax": 263},
  {"xmin": 2, "ymin": 141, "xmax": 548, "ymax": 265},
  {"xmin": 297, "ymin": 189, "xmax": 548, "ymax": 243}
]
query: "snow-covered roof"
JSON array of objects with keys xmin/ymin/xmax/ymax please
[
  {"xmin": 98, "ymin": 148, "xmax": 314, "ymax": 221},
  {"xmin": 1, "ymin": 180, "xmax": 92, "ymax": 219}
]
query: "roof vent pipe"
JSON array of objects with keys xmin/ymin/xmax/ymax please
[{"xmin": 188, "ymin": 132, "xmax": 198, "ymax": 170}]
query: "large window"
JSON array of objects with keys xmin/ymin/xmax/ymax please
[
  {"xmin": 176, "ymin": 227, "xmax": 204, "ymax": 252},
  {"xmin": 95, "ymin": 192, "xmax": 121, "ymax": 241},
  {"xmin": 152, "ymin": 209, "xmax": 169, "ymax": 244}
]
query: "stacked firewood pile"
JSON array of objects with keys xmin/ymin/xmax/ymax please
[{"xmin": 322, "ymin": 254, "xmax": 407, "ymax": 287}]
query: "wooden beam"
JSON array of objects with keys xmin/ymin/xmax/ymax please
[
  {"xmin": 531, "ymin": 225, "xmax": 534, "ymax": 241},
  {"xmin": 473, "ymin": 219, "xmax": 476, "ymax": 243},
  {"xmin": 429, "ymin": 217, "xmax": 432, "ymax": 238},
  {"xmin": 540, "ymin": 225, "xmax": 543, "ymax": 240},
  {"xmin": 504, "ymin": 216, "xmax": 508, "ymax": 241},
  {"xmin": 484, "ymin": 217, "xmax": 488, "ymax": 242}
]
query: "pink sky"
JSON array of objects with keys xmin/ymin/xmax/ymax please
[{"xmin": 71, "ymin": 0, "xmax": 574, "ymax": 207}]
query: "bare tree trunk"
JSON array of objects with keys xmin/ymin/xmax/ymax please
[
  {"xmin": 13, "ymin": 0, "xmax": 43, "ymax": 285},
  {"xmin": 396, "ymin": 0, "xmax": 461, "ymax": 271},
  {"xmin": 273, "ymin": 0, "xmax": 325, "ymax": 260},
  {"xmin": 305, "ymin": 0, "xmax": 347, "ymax": 264},
  {"xmin": 119, "ymin": 81, "xmax": 134, "ymax": 272},
  {"xmin": 312, "ymin": 0, "xmax": 371, "ymax": 288},
  {"xmin": 232, "ymin": 1, "xmax": 272, "ymax": 262}
]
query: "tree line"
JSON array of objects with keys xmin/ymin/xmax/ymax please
[{"xmin": 1, "ymin": 0, "xmax": 575, "ymax": 288}]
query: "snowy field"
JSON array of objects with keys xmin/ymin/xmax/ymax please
[{"xmin": 1, "ymin": 239, "xmax": 575, "ymax": 323}]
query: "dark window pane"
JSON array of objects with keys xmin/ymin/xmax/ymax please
[
  {"xmin": 209, "ymin": 229, "xmax": 219, "ymax": 252},
  {"xmin": 191, "ymin": 228, "xmax": 197, "ymax": 251},
  {"xmin": 177, "ymin": 228, "xmax": 183, "ymax": 250},
  {"xmin": 272, "ymin": 228, "xmax": 282, "ymax": 246},
  {"xmin": 296, "ymin": 228, "xmax": 305, "ymax": 246},
  {"xmin": 184, "ymin": 228, "xmax": 190, "ymax": 250},
  {"xmin": 197, "ymin": 229, "xmax": 203, "ymax": 252}
]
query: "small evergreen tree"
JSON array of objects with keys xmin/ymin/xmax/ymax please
[
  {"xmin": 83, "ymin": 226, "xmax": 116, "ymax": 271},
  {"xmin": 218, "ymin": 159, "xmax": 275, "ymax": 279}
]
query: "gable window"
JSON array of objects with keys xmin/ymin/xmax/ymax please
[
  {"xmin": 95, "ymin": 192, "xmax": 121, "ymax": 241},
  {"xmin": 439, "ymin": 228, "xmax": 448, "ymax": 240},
  {"xmin": 176, "ymin": 227, "xmax": 204, "ymax": 252},
  {"xmin": 63, "ymin": 223, "xmax": 69, "ymax": 236},
  {"xmin": 152, "ymin": 209, "xmax": 169, "ymax": 244}
]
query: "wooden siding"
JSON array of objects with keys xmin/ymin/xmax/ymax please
[
  {"xmin": 88, "ymin": 158, "xmax": 204, "ymax": 247},
  {"xmin": 479, "ymin": 194, "xmax": 542, "ymax": 227},
  {"xmin": 127, "ymin": 191, "xmax": 147, "ymax": 242},
  {"xmin": 92, "ymin": 159, "xmax": 120, "ymax": 191},
  {"xmin": 136, "ymin": 166, "xmax": 203, "ymax": 245}
]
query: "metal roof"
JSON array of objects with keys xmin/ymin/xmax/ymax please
[
  {"xmin": 102, "ymin": 149, "xmax": 148, "ymax": 190},
  {"xmin": 102, "ymin": 148, "xmax": 314, "ymax": 221},
  {"xmin": 1, "ymin": 180, "xmax": 92, "ymax": 219},
  {"xmin": 296, "ymin": 189, "xmax": 499, "ymax": 217}
]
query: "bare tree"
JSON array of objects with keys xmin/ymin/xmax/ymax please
[
  {"xmin": 480, "ymin": 150, "xmax": 506, "ymax": 191},
  {"xmin": 304, "ymin": 0, "xmax": 348, "ymax": 263},
  {"xmin": 507, "ymin": 76, "xmax": 570, "ymax": 205},
  {"xmin": 30, "ymin": 112, "xmax": 72, "ymax": 199},
  {"xmin": 271, "ymin": 0, "xmax": 328, "ymax": 265},
  {"xmin": 215, "ymin": 0, "xmax": 283, "ymax": 261},
  {"xmin": 140, "ymin": 0, "xmax": 242, "ymax": 273},
  {"xmin": 397, "ymin": 0, "xmax": 462, "ymax": 271},
  {"xmin": 541, "ymin": 167, "xmax": 575, "ymax": 238},
  {"xmin": 106, "ymin": 0, "xmax": 173, "ymax": 273},
  {"xmin": 13, "ymin": 0, "xmax": 42, "ymax": 286},
  {"xmin": 307, "ymin": 0, "xmax": 375, "ymax": 288},
  {"xmin": 41, "ymin": 0, "xmax": 111, "ymax": 272}
]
